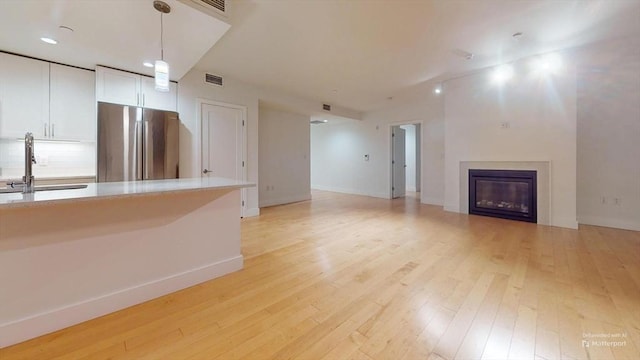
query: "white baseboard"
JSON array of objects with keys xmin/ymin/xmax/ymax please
[
  {"xmin": 578, "ymin": 216, "xmax": 640, "ymax": 231},
  {"xmin": 259, "ymin": 193, "xmax": 311, "ymax": 208},
  {"xmin": 312, "ymin": 184, "xmax": 367, "ymax": 196},
  {"xmin": 244, "ymin": 207, "xmax": 260, "ymax": 217},
  {"xmin": 311, "ymin": 185, "xmax": 389, "ymax": 199},
  {"xmin": 0, "ymin": 256, "xmax": 243, "ymax": 348},
  {"xmin": 550, "ymin": 217, "xmax": 579, "ymax": 230},
  {"xmin": 422, "ymin": 196, "xmax": 443, "ymax": 206},
  {"xmin": 444, "ymin": 204, "xmax": 460, "ymax": 213},
  {"xmin": 370, "ymin": 191, "xmax": 390, "ymax": 199}
]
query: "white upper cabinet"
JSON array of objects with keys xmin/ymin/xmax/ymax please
[
  {"xmin": 96, "ymin": 66, "xmax": 140, "ymax": 107},
  {"xmin": 0, "ymin": 52, "xmax": 49, "ymax": 139},
  {"xmin": 50, "ymin": 64, "xmax": 96, "ymax": 141},
  {"xmin": 141, "ymin": 76, "xmax": 178, "ymax": 112},
  {"xmin": 0, "ymin": 53, "xmax": 96, "ymax": 141},
  {"xmin": 96, "ymin": 66, "xmax": 177, "ymax": 112}
]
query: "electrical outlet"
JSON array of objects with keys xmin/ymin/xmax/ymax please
[
  {"xmin": 37, "ymin": 155, "xmax": 49, "ymax": 166},
  {"xmin": 364, "ymin": 154, "xmax": 369, "ymax": 161},
  {"xmin": 500, "ymin": 122, "xmax": 510, "ymax": 129},
  {"xmin": 614, "ymin": 198, "xmax": 621, "ymax": 206}
]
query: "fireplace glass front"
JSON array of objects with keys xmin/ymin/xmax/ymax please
[{"xmin": 469, "ymin": 169, "xmax": 537, "ymax": 223}]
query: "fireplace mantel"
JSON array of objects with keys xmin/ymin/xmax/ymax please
[{"xmin": 459, "ymin": 161, "xmax": 550, "ymax": 226}]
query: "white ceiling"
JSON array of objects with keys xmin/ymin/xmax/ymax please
[
  {"xmin": 0, "ymin": 0, "xmax": 229, "ymax": 80},
  {"xmin": 0, "ymin": 0, "xmax": 638, "ymax": 114},
  {"xmin": 197, "ymin": 0, "xmax": 640, "ymax": 112}
]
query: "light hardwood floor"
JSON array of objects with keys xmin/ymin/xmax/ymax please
[{"xmin": 2, "ymin": 190, "xmax": 639, "ymax": 359}]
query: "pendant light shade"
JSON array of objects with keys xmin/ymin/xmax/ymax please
[
  {"xmin": 155, "ymin": 60, "xmax": 169, "ymax": 91},
  {"xmin": 153, "ymin": 1, "xmax": 171, "ymax": 92}
]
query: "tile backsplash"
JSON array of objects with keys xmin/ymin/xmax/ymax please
[{"xmin": 0, "ymin": 139, "xmax": 96, "ymax": 179}]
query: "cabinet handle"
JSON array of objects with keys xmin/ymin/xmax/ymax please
[
  {"xmin": 142, "ymin": 94, "xmax": 145, "ymax": 107},
  {"xmin": 51, "ymin": 123, "xmax": 55, "ymax": 138},
  {"xmin": 137, "ymin": 93, "xmax": 140, "ymax": 106},
  {"xmin": 44, "ymin": 123, "xmax": 47, "ymax": 137}
]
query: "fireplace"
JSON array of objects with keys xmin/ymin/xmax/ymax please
[{"xmin": 468, "ymin": 169, "xmax": 537, "ymax": 223}]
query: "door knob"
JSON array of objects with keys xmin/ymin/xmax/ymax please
[{"xmin": 203, "ymin": 169, "xmax": 212, "ymax": 174}]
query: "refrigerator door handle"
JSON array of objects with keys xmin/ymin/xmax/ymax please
[
  {"xmin": 134, "ymin": 121, "xmax": 143, "ymax": 180},
  {"xmin": 144, "ymin": 121, "xmax": 151, "ymax": 179}
]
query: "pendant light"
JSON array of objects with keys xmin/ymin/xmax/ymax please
[{"xmin": 153, "ymin": 0, "xmax": 171, "ymax": 92}]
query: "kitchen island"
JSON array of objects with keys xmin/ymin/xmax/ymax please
[{"xmin": 0, "ymin": 177, "xmax": 254, "ymax": 347}]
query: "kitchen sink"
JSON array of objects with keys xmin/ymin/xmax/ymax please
[{"xmin": 0, "ymin": 184, "xmax": 88, "ymax": 194}]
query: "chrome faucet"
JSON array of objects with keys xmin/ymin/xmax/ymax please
[
  {"xmin": 23, "ymin": 132, "xmax": 36, "ymax": 193},
  {"xmin": 6, "ymin": 132, "xmax": 36, "ymax": 193}
]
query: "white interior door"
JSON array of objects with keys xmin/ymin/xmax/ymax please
[
  {"xmin": 392, "ymin": 126, "xmax": 406, "ymax": 198},
  {"xmin": 201, "ymin": 103, "xmax": 246, "ymax": 215}
]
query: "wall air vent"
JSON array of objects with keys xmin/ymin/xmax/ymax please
[
  {"xmin": 311, "ymin": 120, "xmax": 329, "ymax": 125},
  {"xmin": 322, "ymin": 104, "xmax": 331, "ymax": 111},
  {"xmin": 178, "ymin": 0, "xmax": 227, "ymax": 18},
  {"xmin": 205, "ymin": 73, "xmax": 223, "ymax": 86}
]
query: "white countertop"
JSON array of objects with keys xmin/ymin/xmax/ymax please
[{"xmin": 0, "ymin": 177, "xmax": 255, "ymax": 208}]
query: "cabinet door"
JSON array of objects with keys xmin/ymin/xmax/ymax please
[
  {"xmin": 95, "ymin": 66, "xmax": 140, "ymax": 107},
  {"xmin": 0, "ymin": 53, "xmax": 49, "ymax": 139},
  {"xmin": 50, "ymin": 64, "xmax": 96, "ymax": 141},
  {"xmin": 141, "ymin": 76, "xmax": 177, "ymax": 112}
]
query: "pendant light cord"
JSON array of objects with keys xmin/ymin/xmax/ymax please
[{"xmin": 160, "ymin": 13, "xmax": 164, "ymax": 61}]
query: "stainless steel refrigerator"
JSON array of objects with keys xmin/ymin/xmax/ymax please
[{"xmin": 97, "ymin": 102, "xmax": 179, "ymax": 182}]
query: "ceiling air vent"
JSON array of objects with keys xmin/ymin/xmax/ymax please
[
  {"xmin": 205, "ymin": 73, "xmax": 223, "ymax": 86},
  {"xmin": 322, "ymin": 104, "xmax": 331, "ymax": 111},
  {"xmin": 200, "ymin": 0, "xmax": 225, "ymax": 13},
  {"xmin": 311, "ymin": 120, "xmax": 328, "ymax": 125},
  {"xmin": 178, "ymin": 0, "xmax": 227, "ymax": 18}
]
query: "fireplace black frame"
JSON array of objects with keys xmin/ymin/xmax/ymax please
[{"xmin": 468, "ymin": 169, "xmax": 537, "ymax": 223}]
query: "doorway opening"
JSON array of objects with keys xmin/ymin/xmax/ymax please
[{"xmin": 391, "ymin": 123, "xmax": 421, "ymax": 199}]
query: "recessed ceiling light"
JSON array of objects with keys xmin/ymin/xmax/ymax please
[
  {"xmin": 59, "ymin": 25, "xmax": 74, "ymax": 33},
  {"xmin": 40, "ymin": 37, "xmax": 57, "ymax": 45},
  {"xmin": 530, "ymin": 53, "xmax": 563, "ymax": 75},
  {"xmin": 491, "ymin": 64, "xmax": 514, "ymax": 84},
  {"xmin": 452, "ymin": 49, "xmax": 474, "ymax": 60},
  {"xmin": 143, "ymin": 62, "xmax": 154, "ymax": 68}
]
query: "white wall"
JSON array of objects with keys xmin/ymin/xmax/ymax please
[
  {"xmin": 310, "ymin": 119, "xmax": 387, "ymax": 199},
  {"xmin": 179, "ymin": 68, "xmax": 353, "ymax": 214},
  {"xmin": 444, "ymin": 56, "xmax": 578, "ymax": 229},
  {"xmin": 311, "ymin": 92, "xmax": 445, "ymax": 204},
  {"xmin": 415, "ymin": 123, "xmax": 421, "ymax": 192},
  {"xmin": 400, "ymin": 124, "xmax": 416, "ymax": 192},
  {"xmin": 575, "ymin": 37, "xmax": 640, "ymax": 231},
  {"xmin": 311, "ymin": 119, "xmax": 384, "ymax": 197},
  {"xmin": 258, "ymin": 104, "xmax": 311, "ymax": 207}
]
